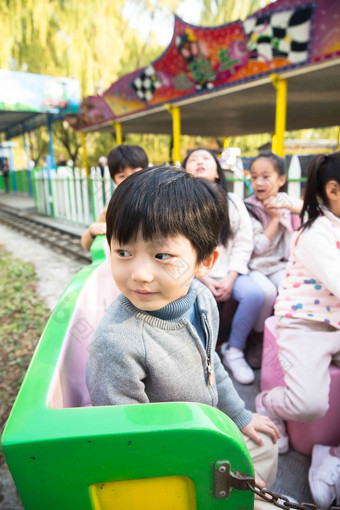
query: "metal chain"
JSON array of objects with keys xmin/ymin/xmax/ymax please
[
  {"xmin": 214, "ymin": 461, "xmax": 340, "ymax": 509},
  {"xmin": 247, "ymin": 481, "xmax": 319, "ymax": 509}
]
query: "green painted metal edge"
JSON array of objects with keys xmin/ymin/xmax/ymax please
[{"xmin": 90, "ymin": 235, "xmax": 107, "ymax": 264}]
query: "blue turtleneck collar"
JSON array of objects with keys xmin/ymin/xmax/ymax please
[{"xmin": 147, "ymin": 284, "xmax": 196, "ymax": 321}]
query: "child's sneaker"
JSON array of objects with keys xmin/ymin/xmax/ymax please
[
  {"xmin": 255, "ymin": 391, "xmax": 289, "ymax": 454},
  {"xmin": 221, "ymin": 343, "xmax": 255, "ymax": 385},
  {"xmin": 308, "ymin": 444, "xmax": 340, "ymax": 509}
]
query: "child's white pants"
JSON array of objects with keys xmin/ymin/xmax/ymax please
[
  {"xmin": 243, "ymin": 431, "xmax": 278, "ymax": 509},
  {"xmin": 264, "ymin": 317, "xmax": 340, "ymax": 421}
]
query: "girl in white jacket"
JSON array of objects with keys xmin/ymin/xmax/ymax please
[{"xmin": 183, "ymin": 148, "xmax": 264, "ymax": 385}]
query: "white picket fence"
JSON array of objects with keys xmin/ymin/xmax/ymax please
[
  {"xmin": 34, "ymin": 166, "xmax": 116, "ymax": 226},
  {"xmin": 33, "ymin": 156, "xmax": 304, "ymax": 226}
]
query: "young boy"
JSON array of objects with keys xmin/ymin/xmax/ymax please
[
  {"xmin": 81, "ymin": 144, "xmax": 148, "ymax": 251},
  {"xmin": 86, "ymin": 166, "xmax": 279, "ymax": 503}
]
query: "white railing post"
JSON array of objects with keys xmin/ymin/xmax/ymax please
[
  {"xmin": 51, "ymin": 170, "xmax": 59, "ymax": 219},
  {"xmin": 74, "ymin": 168, "xmax": 84, "ymax": 224},
  {"xmin": 233, "ymin": 158, "xmax": 245, "ymax": 199},
  {"xmin": 81, "ymin": 168, "xmax": 91, "ymax": 226},
  {"xmin": 67, "ymin": 169, "xmax": 77, "ymax": 223},
  {"xmin": 104, "ymin": 165, "xmax": 114, "ymax": 205},
  {"xmin": 59, "ymin": 167, "xmax": 71, "ymax": 221},
  {"xmin": 43, "ymin": 169, "xmax": 51, "ymax": 216},
  {"xmin": 287, "ymin": 155, "xmax": 302, "ymax": 200}
]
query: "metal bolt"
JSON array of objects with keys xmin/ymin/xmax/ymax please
[
  {"xmin": 219, "ymin": 490, "xmax": 227, "ymax": 497},
  {"xmin": 218, "ymin": 465, "xmax": 227, "ymax": 473}
]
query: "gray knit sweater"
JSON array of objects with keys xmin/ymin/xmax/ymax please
[{"xmin": 86, "ymin": 279, "xmax": 252, "ymax": 429}]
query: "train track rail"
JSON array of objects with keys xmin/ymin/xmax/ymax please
[{"xmin": 0, "ymin": 206, "xmax": 91, "ymax": 264}]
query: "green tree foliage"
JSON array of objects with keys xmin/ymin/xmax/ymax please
[
  {"xmin": 26, "ymin": 127, "xmax": 50, "ymax": 166},
  {"xmin": 199, "ymin": 0, "xmax": 272, "ymax": 26},
  {"xmin": 0, "ymin": 0, "xmax": 179, "ymax": 165},
  {"xmin": 0, "ymin": 0, "xmax": 168, "ymax": 96}
]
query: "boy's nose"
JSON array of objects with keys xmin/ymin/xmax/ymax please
[{"xmin": 130, "ymin": 260, "xmax": 154, "ymax": 283}]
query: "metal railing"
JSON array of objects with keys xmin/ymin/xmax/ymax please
[{"xmin": 32, "ymin": 166, "xmax": 116, "ymax": 226}]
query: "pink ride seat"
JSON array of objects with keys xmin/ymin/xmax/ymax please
[
  {"xmin": 47, "ymin": 252, "xmax": 120, "ymax": 409},
  {"xmin": 261, "ymin": 315, "xmax": 340, "ymax": 456}
]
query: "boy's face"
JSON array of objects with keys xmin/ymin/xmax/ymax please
[
  {"xmin": 114, "ymin": 166, "xmax": 142, "ymax": 186},
  {"xmin": 110, "ymin": 231, "xmax": 216, "ymax": 311}
]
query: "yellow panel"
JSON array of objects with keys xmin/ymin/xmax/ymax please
[{"xmin": 90, "ymin": 475, "xmax": 196, "ymax": 510}]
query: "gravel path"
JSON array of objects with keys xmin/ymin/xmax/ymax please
[
  {"xmin": 0, "ymin": 224, "xmax": 87, "ymax": 509},
  {"xmin": 0, "ymin": 224, "xmax": 86, "ymax": 310}
]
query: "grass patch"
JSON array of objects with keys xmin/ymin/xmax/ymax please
[{"xmin": 0, "ymin": 245, "xmax": 50, "ymax": 464}]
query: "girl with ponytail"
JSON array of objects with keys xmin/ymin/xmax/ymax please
[{"xmin": 254, "ymin": 152, "xmax": 340, "ymax": 466}]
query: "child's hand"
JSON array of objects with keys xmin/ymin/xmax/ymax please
[
  {"xmin": 240, "ymin": 413, "xmax": 280, "ymax": 446},
  {"xmin": 263, "ymin": 193, "xmax": 289, "ymax": 210},
  {"xmin": 263, "ymin": 196, "xmax": 282, "ymax": 220},
  {"xmin": 214, "ymin": 271, "xmax": 238, "ymax": 302},
  {"xmin": 200, "ymin": 276, "xmax": 222, "ymax": 297},
  {"xmin": 264, "ymin": 193, "xmax": 303, "ymax": 214},
  {"xmin": 89, "ymin": 221, "xmax": 106, "ymax": 237},
  {"xmin": 214, "ymin": 277, "xmax": 234, "ymax": 301}
]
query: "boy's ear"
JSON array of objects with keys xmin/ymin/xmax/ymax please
[{"xmin": 194, "ymin": 249, "xmax": 219, "ymax": 279}]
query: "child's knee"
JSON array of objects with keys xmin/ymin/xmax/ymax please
[
  {"xmin": 249, "ymin": 432, "xmax": 278, "ymax": 488},
  {"xmin": 285, "ymin": 387, "xmax": 329, "ymax": 421},
  {"xmin": 295, "ymin": 400, "xmax": 329, "ymax": 422},
  {"xmin": 246, "ymin": 285, "xmax": 264, "ymax": 308},
  {"xmin": 262, "ymin": 285, "xmax": 278, "ymax": 307}
]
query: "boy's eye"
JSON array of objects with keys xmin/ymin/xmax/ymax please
[
  {"xmin": 116, "ymin": 249, "xmax": 131, "ymax": 257},
  {"xmin": 155, "ymin": 253, "xmax": 172, "ymax": 260}
]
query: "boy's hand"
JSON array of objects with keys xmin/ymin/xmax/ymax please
[{"xmin": 240, "ymin": 413, "xmax": 280, "ymax": 446}]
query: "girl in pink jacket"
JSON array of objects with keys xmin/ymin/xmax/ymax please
[{"xmin": 244, "ymin": 152, "xmax": 302, "ymax": 368}]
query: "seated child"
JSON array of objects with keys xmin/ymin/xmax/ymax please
[
  {"xmin": 256, "ymin": 152, "xmax": 340, "ymax": 454},
  {"xmin": 81, "ymin": 144, "xmax": 148, "ymax": 251},
  {"xmin": 86, "ymin": 165, "xmax": 279, "ymax": 502},
  {"xmin": 244, "ymin": 152, "xmax": 302, "ymax": 368},
  {"xmin": 183, "ymin": 148, "xmax": 264, "ymax": 385}
]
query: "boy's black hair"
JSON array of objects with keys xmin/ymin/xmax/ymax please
[
  {"xmin": 249, "ymin": 151, "xmax": 286, "ymax": 177},
  {"xmin": 107, "ymin": 144, "xmax": 149, "ymax": 180},
  {"xmin": 300, "ymin": 151, "xmax": 340, "ymax": 231},
  {"xmin": 106, "ymin": 165, "xmax": 229, "ymax": 264},
  {"xmin": 182, "ymin": 148, "xmax": 228, "ymax": 191}
]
